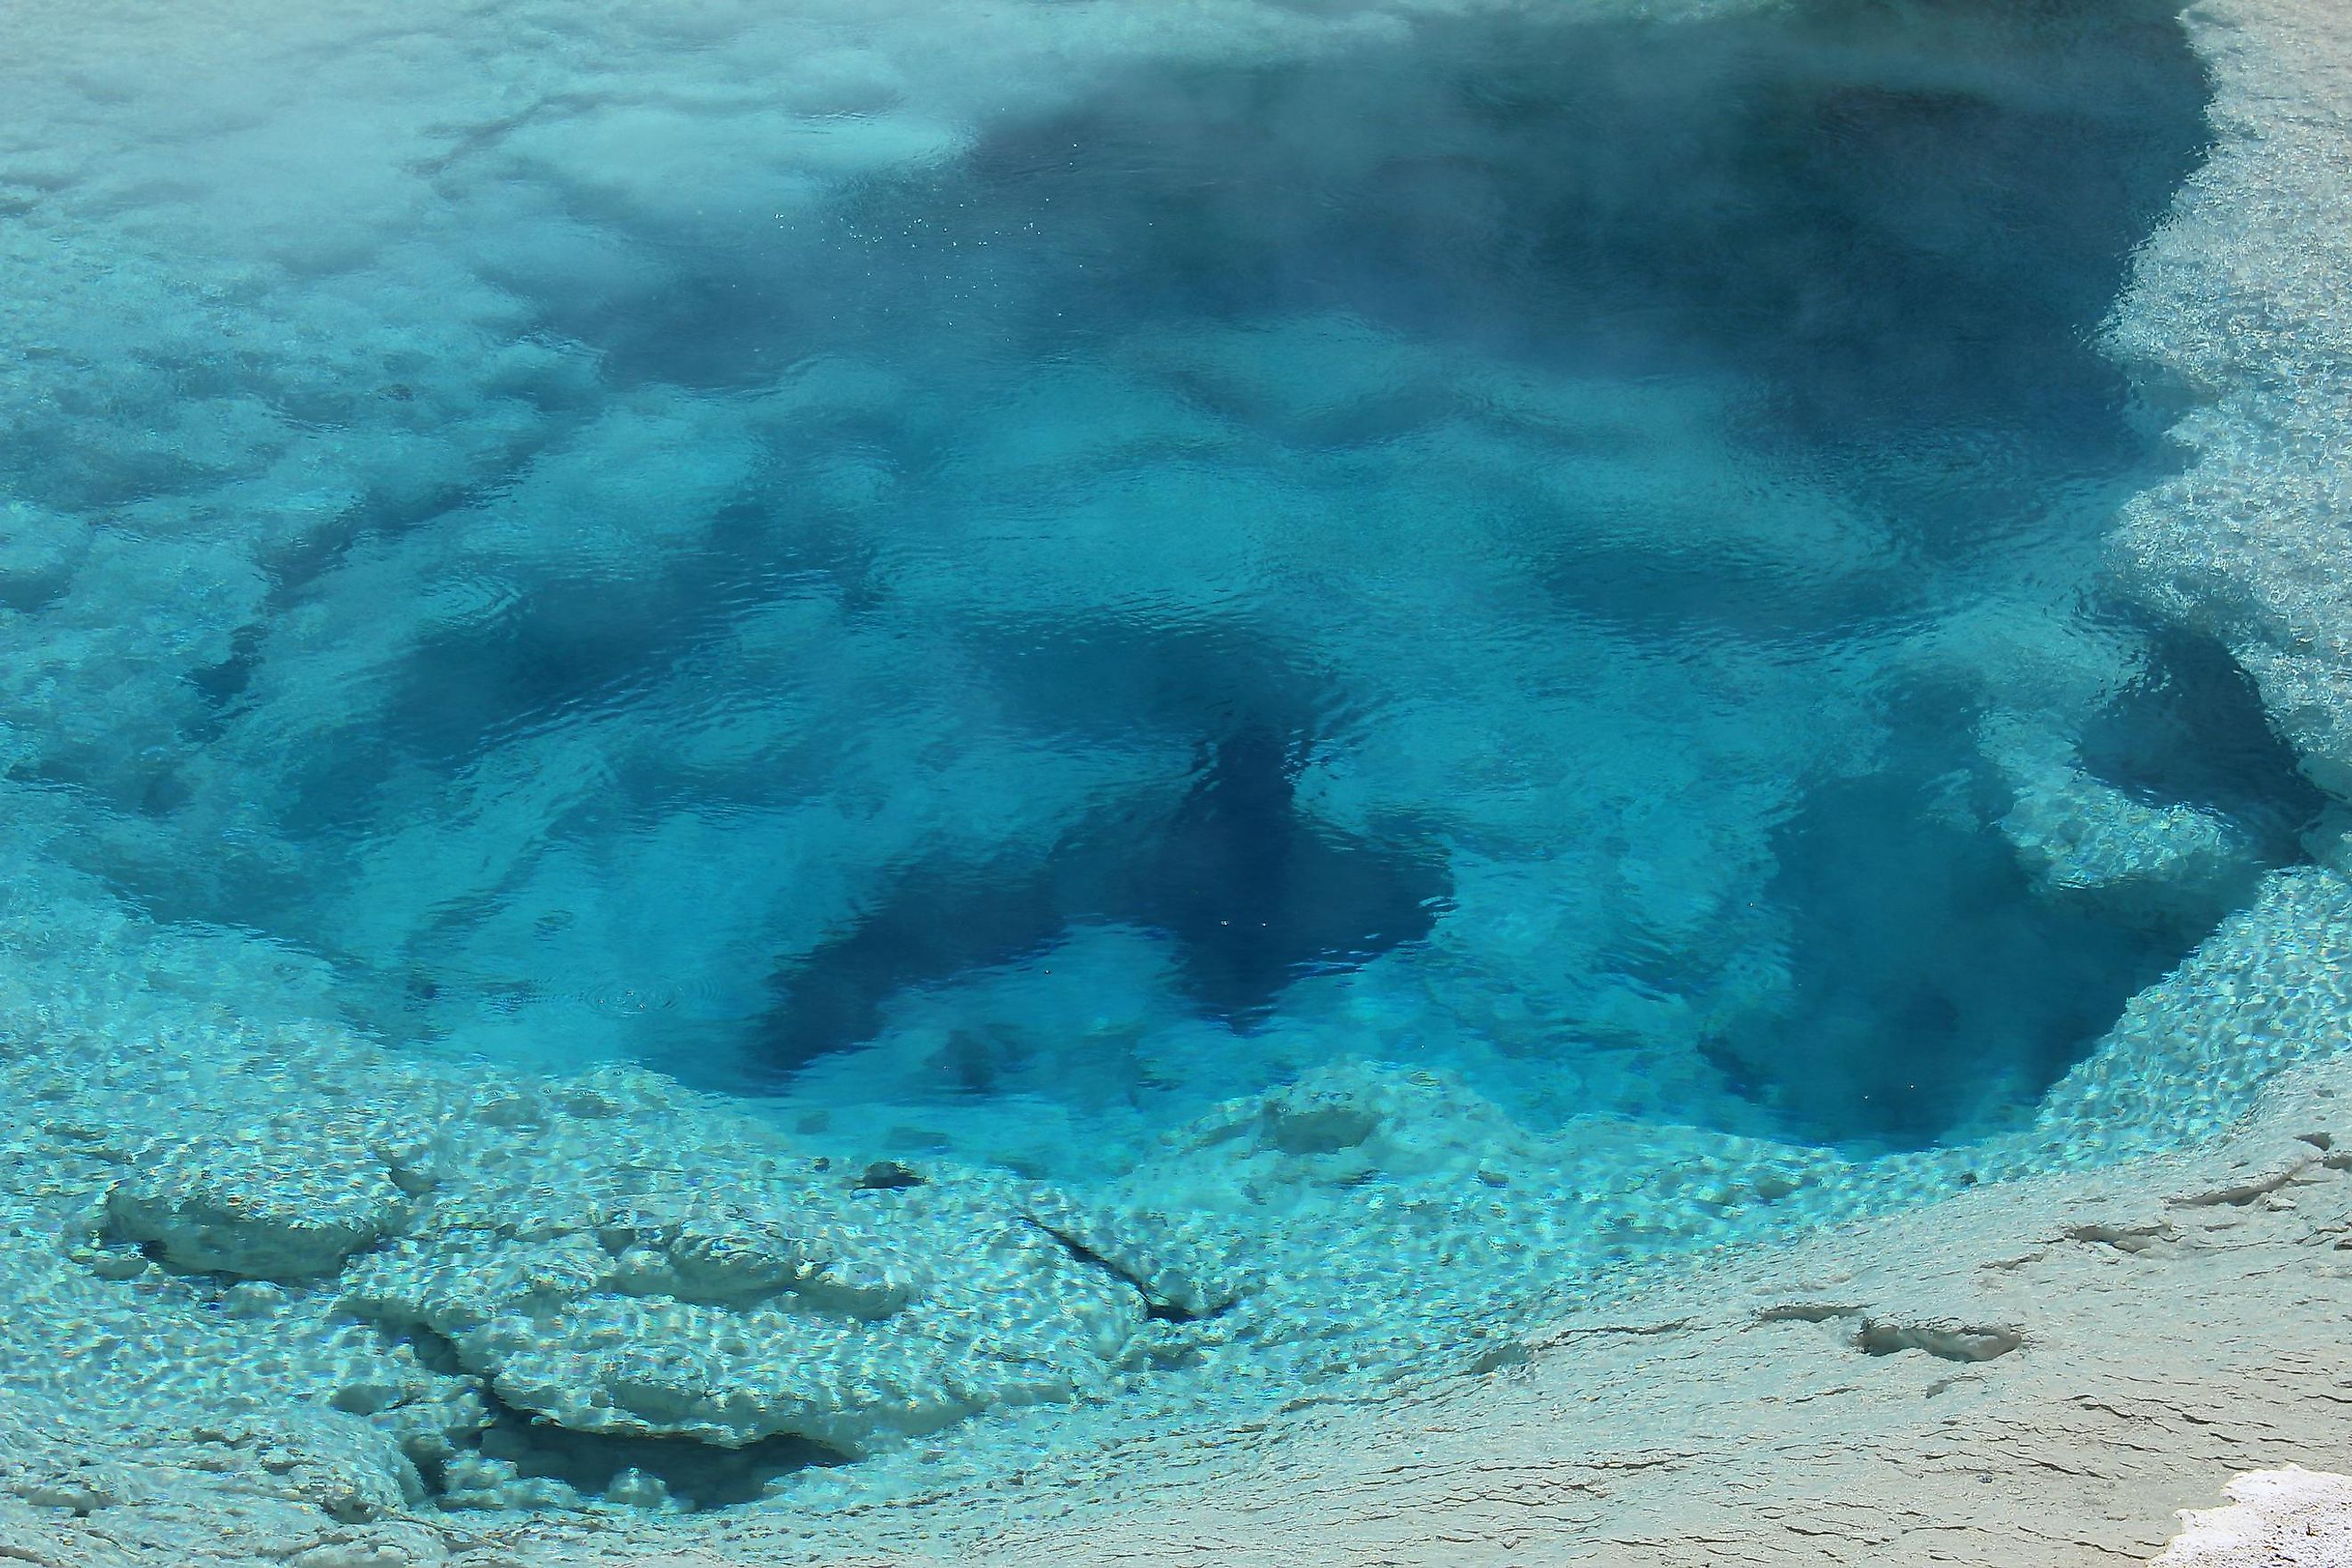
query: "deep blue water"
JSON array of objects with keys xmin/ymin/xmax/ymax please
[{"xmin": 20, "ymin": 0, "xmax": 2302, "ymax": 1161}]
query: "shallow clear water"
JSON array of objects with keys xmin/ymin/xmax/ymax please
[{"xmin": 5, "ymin": 0, "xmax": 2287, "ymax": 1173}]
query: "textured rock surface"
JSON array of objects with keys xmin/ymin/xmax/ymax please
[
  {"xmin": 2153, "ymin": 1468, "xmax": 2352, "ymax": 1566},
  {"xmin": 338, "ymin": 1166, "xmax": 1158, "ymax": 1455},
  {"xmin": 0, "ymin": 951, "xmax": 2349, "ymax": 1567},
  {"xmin": 104, "ymin": 1122, "xmax": 418, "ymax": 1280},
  {"xmin": 2108, "ymin": 0, "xmax": 2352, "ymax": 798},
  {"xmin": 535, "ymin": 1062, "xmax": 2352, "ymax": 1567}
]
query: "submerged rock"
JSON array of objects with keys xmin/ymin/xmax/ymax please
[
  {"xmin": 105, "ymin": 1123, "xmax": 415, "ymax": 1281},
  {"xmin": 1989, "ymin": 719, "xmax": 2254, "ymax": 920},
  {"xmin": 336, "ymin": 1159, "xmax": 1169, "ymax": 1457}
]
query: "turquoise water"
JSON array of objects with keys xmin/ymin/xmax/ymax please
[
  {"xmin": 11, "ymin": 0, "xmax": 2262, "ymax": 1157},
  {"xmin": 0, "ymin": 0, "xmax": 2315, "ymax": 1514}
]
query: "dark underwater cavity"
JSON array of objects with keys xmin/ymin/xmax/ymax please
[
  {"xmin": 748, "ymin": 723, "xmax": 1450, "ymax": 1085},
  {"xmin": 390, "ymin": 1319, "xmax": 845, "ymax": 1514},
  {"xmin": 739, "ymin": 614, "xmax": 1450, "ymax": 1084},
  {"xmin": 951, "ymin": 0, "xmax": 2208, "ymax": 436},
  {"xmin": 1703, "ymin": 766, "xmax": 2189, "ymax": 1148},
  {"xmin": 2078, "ymin": 621, "xmax": 2327, "ymax": 860},
  {"xmin": 418, "ymin": 1379, "xmax": 845, "ymax": 1513},
  {"xmin": 1700, "ymin": 626, "xmax": 2321, "ymax": 1150},
  {"xmin": 429, "ymin": 1411, "xmax": 842, "ymax": 1513}
]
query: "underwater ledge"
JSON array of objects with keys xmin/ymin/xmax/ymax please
[{"xmin": 0, "ymin": 0, "xmax": 2348, "ymax": 1564}]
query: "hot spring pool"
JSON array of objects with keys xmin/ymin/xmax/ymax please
[{"xmin": 1, "ymin": 0, "xmax": 2344, "ymax": 1530}]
